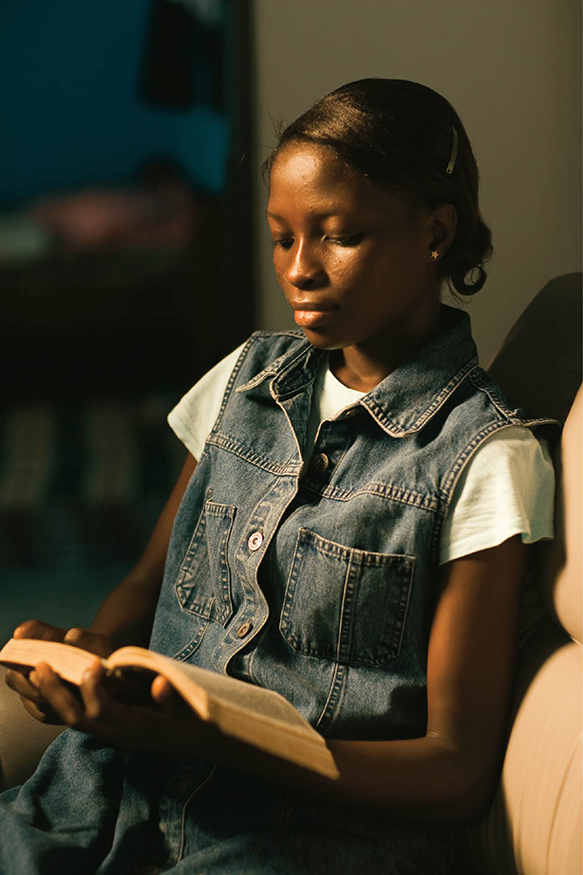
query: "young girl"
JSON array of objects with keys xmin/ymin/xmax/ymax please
[{"xmin": 2, "ymin": 79, "xmax": 555, "ymax": 874}]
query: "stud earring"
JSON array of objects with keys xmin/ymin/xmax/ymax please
[{"xmin": 430, "ymin": 250, "xmax": 440, "ymax": 260}]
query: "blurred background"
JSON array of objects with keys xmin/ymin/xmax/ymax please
[
  {"xmin": 0, "ymin": 0, "xmax": 254, "ymax": 640},
  {"xmin": 0, "ymin": 0, "xmax": 581, "ymax": 643}
]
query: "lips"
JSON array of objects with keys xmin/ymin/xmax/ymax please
[
  {"xmin": 290, "ymin": 301, "xmax": 337, "ymax": 329},
  {"xmin": 289, "ymin": 301, "xmax": 338, "ymax": 328}
]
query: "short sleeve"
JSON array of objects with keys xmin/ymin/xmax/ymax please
[
  {"xmin": 167, "ymin": 344, "xmax": 245, "ymax": 460},
  {"xmin": 439, "ymin": 426, "xmax": 555, "ymax": 565}
]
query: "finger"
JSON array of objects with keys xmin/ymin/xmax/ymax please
[
  {"xmin": 13, "ymin": 620, "xmax": 66, "ymax": 642},
  {"xmin": 5, "ymin": 669, "xmax": 65, "ymax": 724},
  {"xmin": 151, "ymin": 676, "xmax": 187, "ymax": 711},
  {"xmin": 63, "ymin": 628, "xmax": 112, "ymax": 657},
  {"xmin": 79, "ymin": 661, "xmax": 110, "ymax": 721},
  {"xmin": 21, "ymin": 694, "xmax": 65, "ymax": 725},
  {"xmin": 33, "ymin": 663, "xmax": 85, "ymax": 727},
  {"xmin": 5, "ymin": 668, "xmax": 45, "ymax": 703},
  {"xmin": 151, "ymin": 675, "xmax": 174, "ymax": 703}
]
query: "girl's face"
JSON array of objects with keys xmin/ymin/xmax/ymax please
[{"xmin": 267, "ymin": 143, "xmax": 445, "ymax": 363}]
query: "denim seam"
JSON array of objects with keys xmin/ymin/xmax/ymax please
[
  {"xmin": 302, "ymin": 478, "xmax": 440, "ymax": 510},
  {"xmin": 363, "ymin": 357, "xmax": 478, "ymax": 436},
  {"xmin": 206, "ymin": 432, "xmax": 302, "ymax": 476},
  {"xmin": 431, "ymin": 419, "xmax": 532, "ymax": 562},
  {"xmin": 439, "ymin": 420, "xmax": 525, "ymax": 507},
  {"xmin": 174, "ymin": 500, "xmax": 216, "ymax": 621},
  {"xmin": 213, "ymin": 334, "xmax": 257, "ymax": 429},
  {"xmin": 236, "ymin": 331, "xmax": 313, "ymax": 394},
  {"xmin": 336, "ymin": 557, "xmax": 353, "ymax": 664},
  {"xmin": 177, "ymin": 764, "xmax": 216, "ymax": 862},
  {"xmin": 280, "ymin": 528, "xmax": 415, "ymax": 667},
  {"xmin": 314, "ymin": 663, "xmax": 347, "ymax": 733}
]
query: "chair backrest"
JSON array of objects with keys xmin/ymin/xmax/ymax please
[
  {"xmin": 468, "ymin": 275, "xmax": 582, "ymax": 875},
  {"xmin": 487, "ymin": 272, "xmax": 582, "ymax": 425},
  {"xmin": 539, "ymin": 386, "xmax": 582, "ymax": 645}
]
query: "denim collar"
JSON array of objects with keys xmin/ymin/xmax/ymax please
[{"xmin": 237, "ymin": 305, "xmax": 479, "ymax": 437}]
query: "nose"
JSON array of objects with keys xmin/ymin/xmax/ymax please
[{"xmin": 283, "ymin": 240, "xmax": 325, "ymax": 290}]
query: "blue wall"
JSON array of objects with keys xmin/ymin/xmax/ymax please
[{"xmin": 0, "ymin": 0, "xmax": 226, "ymax": 207}]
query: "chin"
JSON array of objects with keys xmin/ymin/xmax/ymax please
[{"xmin": 300, "ymin": 327, "xmax": 348, "ymax": 351}]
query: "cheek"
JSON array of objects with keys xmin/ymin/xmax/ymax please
[
  {"xmin": 272, "ymin": 253, "xmax": 287, "ymax": 288},
  {"xmin": 330, "ymin": 252, "xmax": 373, "ymax": 286}
]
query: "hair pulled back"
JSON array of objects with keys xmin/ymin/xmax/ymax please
[{"xmin": 264, "ymin": 79, "xmax": 492, "ymax": 296}]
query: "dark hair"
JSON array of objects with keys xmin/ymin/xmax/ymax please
[{"xmin": 263, "ymin": 78, "xmax": 492, "ymax": 296}]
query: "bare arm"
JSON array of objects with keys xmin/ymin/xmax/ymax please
[{"xmin": 90, "ymin": 451, "xmax": 197, "ymax": 648}]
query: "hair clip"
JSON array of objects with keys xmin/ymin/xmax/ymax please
[{"xmin": 446, "ymin": 126, "xmax": 458, "ymax": 175}]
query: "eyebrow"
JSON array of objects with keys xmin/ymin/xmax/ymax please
[{"xmin": 266, "ymin": 208, "xmax": 348, "ymax": 221}]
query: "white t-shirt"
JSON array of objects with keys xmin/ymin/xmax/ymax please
[{"xmin": 168, "ymin": 344, "xmax": 555, "ymax": 566}]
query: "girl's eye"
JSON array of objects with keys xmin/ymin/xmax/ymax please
[
  {"xmin": 272, "ymin": 238, "xmax": 293, "ymax": 250},
  {"xmin": 327, "ymin": 233, "xmax": 365, "ymax": 247}
]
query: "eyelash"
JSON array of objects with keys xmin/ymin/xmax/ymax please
[
  {"xmin": 271, "ymin": 233, "xmax": 365, "ymax": 250},
  {"xmin": 330, "ymin": 233, "xmax": 365, "ymax": 247}
]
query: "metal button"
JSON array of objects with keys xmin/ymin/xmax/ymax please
[
  {"xmin": 247, "ymin": 531, "xmax": 264, "ymax": 551},
  {"xmin": 236, "ymin": 621, "xmax": 253, "ymax": 639},
  {"xmin": 313, "ymin": 453, "xmax": 329, "ymax": 472}
]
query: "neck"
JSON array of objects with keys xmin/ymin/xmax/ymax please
[{"xmin": 330, "ymin": 303, "xmax": 448, "ymax": 392}]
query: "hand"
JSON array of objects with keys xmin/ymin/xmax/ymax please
[
  {"xmin": 29, "ymin": 661, "xmax": 217, "ymax": 755},
  {"xmin": 4, "ymin": 620, "xmax": 113, "ymax": 725}
]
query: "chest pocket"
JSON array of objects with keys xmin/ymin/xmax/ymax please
[
  {"xmin": 280, "ymin": 527, "xmax": 414, "ymax": 667},
  {"xmin": 175, "ymin": 498, "xmax": 237, "ymax": 626}
]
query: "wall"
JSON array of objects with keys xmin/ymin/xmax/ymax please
[
  {"xmin": 252, "ymin": 0, "xmax": 581, "ymax": 365},
  {"xmin": 0, "ymin": 0, "xmax": 226, "ymax": 206}
]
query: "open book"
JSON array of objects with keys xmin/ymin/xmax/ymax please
[{"xmin": 0, "ymin": 638, "xmax": 338, "ymax": 779}]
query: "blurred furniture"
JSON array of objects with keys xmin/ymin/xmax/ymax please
[
  {"xmin": 466, "ymin": 272, "xmax": 582, "ymax": 874},
  {"xmin": 0, "ymin": 276, "xmax": 581, "ymax": 875},
  {"xmin": 0, "ymin": 193, "xmax": 225, "ymax": 402}
]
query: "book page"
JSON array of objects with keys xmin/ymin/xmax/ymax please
[
  {"xmin": 0, "ymin": 639, "xmax": 102, "ymax": 684},
  {"xmin": 111, "ymin": 648, "xmax": 315, "ymax": 734},
  {"xmin": 0, "ymin": 640, "xmax": 339, "ymax": 778}
]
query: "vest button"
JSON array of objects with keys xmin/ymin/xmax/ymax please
[
  {"xmin": 313, "ymin": 453, "xmax": 329, "ymax": 472},
  {"xmin": 247, "ymin": 531, "xmax": 264, "ymax": 551},
  {"xmin": 236, "ymin": 621, "xmax": 253, "ymax": 638}
]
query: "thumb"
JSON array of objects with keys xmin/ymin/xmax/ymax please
[{"xmin": 151, "ymin": 675, "xmax": 181, "ymax": 706}]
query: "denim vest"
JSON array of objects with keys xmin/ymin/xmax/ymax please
[{"xmin": 150, "ymin": 306, "xmax": 550, "ymax": 742}]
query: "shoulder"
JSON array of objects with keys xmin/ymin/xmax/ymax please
[
  {"xmin": 175, "ymin": 330, "xmax": 305, "ymax": 411},
  {"xmin": 166, "ymin": 331, "xmax": 308, "ymax": 459},
  {"xmin": 466, "ymin": 367, "xmax": 560, "ymax": 439},
  {"xmin": 438, "ymin": 365, "xmax": 559, "ymax": 492},
  {"xmin": 439, "ymin": 425, "xmax": 555, "ymax": 564}
]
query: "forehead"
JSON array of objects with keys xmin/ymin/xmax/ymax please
[{"xmin": 267, "ymin": 143, "xmax": 372, "ymax": 214}]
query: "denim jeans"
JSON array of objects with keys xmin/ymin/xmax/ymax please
[{"xmin": 0, "ymin": 730, "xmax": 456, "ymax": 874}]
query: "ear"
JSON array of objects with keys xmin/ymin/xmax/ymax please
[{"xmin": 429, "ymin": 203, "xmax": 457, "ymax": 253}]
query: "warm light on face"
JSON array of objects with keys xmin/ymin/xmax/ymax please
[{"xmin": 267, "ymin": 143, "xmax": 441, "ymax": 355}]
